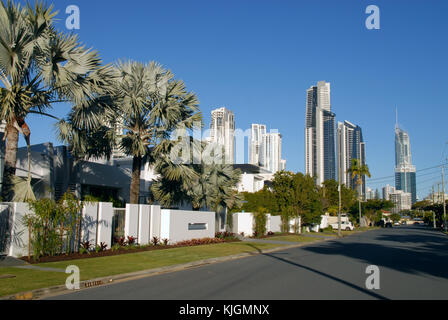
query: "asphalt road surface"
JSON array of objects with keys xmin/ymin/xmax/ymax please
[{"xmin": 50, "ymin": 225, "xmax": 448, "ymax": 300}]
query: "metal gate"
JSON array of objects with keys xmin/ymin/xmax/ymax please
[
  {"xmin": 111, "ymin": 208, "xmax": 126, "ymax": 244},
  {"xmin": 0, "ymin": 204, "xmax": 11, "ymax": 255}
]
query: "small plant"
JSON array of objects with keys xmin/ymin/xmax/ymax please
[
  {"xmin": 252, "ymin": 231, "xmax": 259, "ymax": 238},
  {"xmin": 111, "ymin": 244, "xmax": 120, "ymax": 251},
  {"xmin": 151, "ymin": 236, "xmax": 160, "ymax": 246},
  {"xmin": 267, "ymin": 231, "xmax": 275, "ymax": 236},
  {"xmin": 127, "ymin": 236, "xmax": 137, "ymax": 246},
  {"xmin": 215, "ymin": 232, "xmax": 223, "ymax": 239},
  {"xmin": 79, "ymin": 247, "xmax": 89, "ymax": 255},
  {"xmin": 115, "ymin": 237, "xmax": 127, "ymax": 246},
  {"xmin": 94, "ymin": 245, "xmax": 102, "ymax": 253},
  {"xmin": 100, "ymin": 242, "xmax": 108, "ymax": 251},
  {"xmin": 162, "ymin": 238, "xmax": 169, "ymax": 246},
  {"xmin": 81, "ymin": 241, "xmax": 91, "ymax": 251}
]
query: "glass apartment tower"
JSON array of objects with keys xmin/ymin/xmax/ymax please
[
  {"xmin": 336, "ymin": 120, "xmax": 366, "ymax": 196},
  {"xmin": 394, "ymin": 119, "xmax": 417, "ymax": 204},
  {"xmin": 305, "ymin": 81, "xmax": 336, "ymax": 185}
]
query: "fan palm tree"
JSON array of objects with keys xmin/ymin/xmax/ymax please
[
  {"xmin": 347, "ymin": 158, "xmax": 371, "ymax": 226},
  {"xmin": 112, "ymin": 61, "xmax": 201, "ymax": 204},
  {"xmin": 151, "ymin": 140, "xmax": 243, "ymax": 217},
  {"xmin": 0, "ymin": 1, "xmax": 114, "ymax": 200}
]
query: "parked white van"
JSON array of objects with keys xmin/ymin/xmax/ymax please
[{"xmin": 329, "ymin": 220, "xmax": 354, "ymax": 231}]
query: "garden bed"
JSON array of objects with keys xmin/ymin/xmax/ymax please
[{"xmin": 19, "ymin": 238, "xmax": 240, "ymax": 264}]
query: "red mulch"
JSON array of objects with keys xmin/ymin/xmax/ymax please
[{"xmin": 20, "ymin": 238, "xmax": 240, "ymax": 264}]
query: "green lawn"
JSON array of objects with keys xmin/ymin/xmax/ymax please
[{"xmin": 0, "ymin": 241, "xmax": 283, "ymax": 298}]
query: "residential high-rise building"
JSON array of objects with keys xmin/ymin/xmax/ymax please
[
  {"xmin": 249, "ymin": 124, "xmax": 267, "ymax": 166},
  {"xmin": 382, "ymin": 184, "xmax": 396, "ymax": 201},
  {"xmin": 260, "ymin": 132, "xmax": 283, "ymax": 174},
  {"xmin": 305, "ymin": 81, "xmax": 336, "ymax": 185},
  {"xmin": 390, "ymin": 190, "xmax": 412, "ymax": 213},
  {"xmin": 336, "ymin": 120, "xmax": 366, "ymax": 195},
  {"xmin": 394, "ymin": 113, "xmax": 417, "ymax": 204},
  {"xmin": 210, "ymin": 107, "xmax": 235, "ymax": 164}
]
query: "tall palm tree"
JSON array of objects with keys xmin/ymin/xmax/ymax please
[
  {"xmin": 0, "ymin": 1, "xmax": 114, "ymax": 200},
  {"xmin": 112, "ymin": 61, "xmax": 201, "ymax": 204},
  {"xmin": 347, "ymin": 158, "xmax": 371, "ymax": 226}
]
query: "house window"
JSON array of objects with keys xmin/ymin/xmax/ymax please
[{"xmin": 188, "ymin": 223, "xmax": 207, "ymax": 230}]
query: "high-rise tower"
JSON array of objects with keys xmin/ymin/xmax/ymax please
[
  {"xmin": 210, "ymin": 107, "xmax": 235, "ymax": 164},
  {"xmin": 305, "ymin": 81, "xmax": 336, "ymax": 185},
  {"xmin": 336, "ymin": 120, "xmax": 366, "ymax": 195},
  {"xmin": 249, "ymin": 124, "xmax": 267, "ymax": 166},
  {"xmin": 394, "ymin": 110, "xmax": 417, "ymax": 203}
]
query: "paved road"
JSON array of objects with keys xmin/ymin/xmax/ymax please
[{"xmin": 50, "ymin": 226, "xmax": 448, "ymax": 300}]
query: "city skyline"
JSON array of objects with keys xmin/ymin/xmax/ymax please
[{"xmin": 17, "ymin": 0, "xmax": 448, "ymax": 200}]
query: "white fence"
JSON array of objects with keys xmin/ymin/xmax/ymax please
[
  {"xmin": 0, "ymin": 202, "xmax": 216, "ymax": 258},
  {"xmin": 231, "ymin": 212, "xmax": 299, "ymax": 236}
]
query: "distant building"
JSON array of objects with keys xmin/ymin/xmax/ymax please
[
  {"xmin": 248, "ymin": 124, "xmax": 266, "ymax": 166},
  {"xmin": 305, "ymin": 81, "xmax": 336, "ymax": 185},
  {"xmin": 260, "ymin": 132, "xmax": 283, "ymax": 174},
  {"xmin": 394, "ymin": 113, "xmax": 417, "ymax": 203},
  {"xmin": 424, "ymin": 191, "xmax": 448, "ymax": 204},
  {"xmin": 210, "ymin": 107, "xmax": 235, "ymax": 164},
  {"xmin": 336, "ymin": 120, "xmax": 366, "ymax": 195},
  {"xmin": 390, "ymin": 190, "xmax": 412, "ymax": 213},
  {"xmin": 280, "ymin": 159, "xmax": 287, "ymax": 171},
  {"xmin": 382, "ymin": 184, "xmax": 396, "ymax": 201},
  {"xmin": 365, "ymin": 187, "xmax": 375, "ymax": 200}
]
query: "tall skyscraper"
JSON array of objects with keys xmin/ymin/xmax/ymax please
[
  {"xmin": 210, "ymin": 107, "xmax": 235, "ymax": 164},
  {"xmin": 336, "ymin": 120, "xmax": 366, "ymax": 195},
  {"xmin": 305, "ymin": 81, "xmax": 336, "ymax": 185},
  {"xmin": 249, "ymin": 124, "xmax": 267, "ymax": 165},
  {"xmin": 394, "ymin": 112, "xmax": 417, "ymax": 204},
  {"xmin": 260, "ymin": 132, "xmax": 283, "ymax": 173}
]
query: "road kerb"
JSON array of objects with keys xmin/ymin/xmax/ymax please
[{"xmin": 2, "ymin": 231, "xmax": 365, "ymax": 300}]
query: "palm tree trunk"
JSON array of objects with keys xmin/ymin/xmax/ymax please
[
  {"xmin": 2, "ymin": 124, "xmax": 19, "ymax": 201},
  {"xmin": 130, "ymin": 156, "xmax": 142, "ymax": 204}
]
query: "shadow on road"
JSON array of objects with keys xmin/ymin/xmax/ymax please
[
  {"xmin": 300, "ymin": 227, "xmax": 448, "ymax": 280},
  {"xmin": 246, "ymin": 243, "xmax": 389, "ymax": 300}
]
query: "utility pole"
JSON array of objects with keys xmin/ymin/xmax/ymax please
[
  {"xmin": 432, "ymin": 185, "xmax": 436, "ymax": 228},
  {"xmin": 337, "ymin": 126, "xmax": 342, "ymax": 237},
  {"xmin": 442, "ymin": 165, "xmax": 447, "ymax": 232},
  {"xmin": 338, "ymin": 183, "xmax": 342, "ymax": 237}
]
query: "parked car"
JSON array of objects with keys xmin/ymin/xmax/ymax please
[
  {"xmin": 385, "ymin": 222, "xmax": 393, "ymax": 228},
  {"xmin": 393, "ymin": 221, "xmax": 400, "ymax": 226},
  {"xmin": 330, "ymin": 220, "xmax": 354, "ymax": 231}
]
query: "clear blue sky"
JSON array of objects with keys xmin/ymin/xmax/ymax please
[{"xmin": 20, "ymin": 0, "xmax": 448, "ymax": 199}]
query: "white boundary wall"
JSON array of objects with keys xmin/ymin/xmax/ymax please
[
  {"xmin": 124, "ymin": 204, "xmax": 161, "ymax": 245},
  {"xmin": 160, "ymin": 209, "xmax": 215, "ymax": 243},
  {"xmin": 232, "ymin": 212, "xmax": 284, "ymax": 235},
  {"xmin": 3, "ymin": 202, "xmax": 216, "ymax": 257}
]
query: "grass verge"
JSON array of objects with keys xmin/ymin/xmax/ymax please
[{"xmin": 0, "ymin": 241, "xmax": 283, "ymax": 298}]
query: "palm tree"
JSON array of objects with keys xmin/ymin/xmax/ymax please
[
  {"xmin": 151, "ymin": 140, "xmax": 243, "ymax": 215},
  {"xmin": 112, "ymin": 61, "xmax": 201, "ymax": 204},
  {"xmin": 347, "ymin": 158, "xmax": 371, "ymax": 226},
  {"xmin": 0, "ymin": 1, "xmax": 114, "ymax": 200}
]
